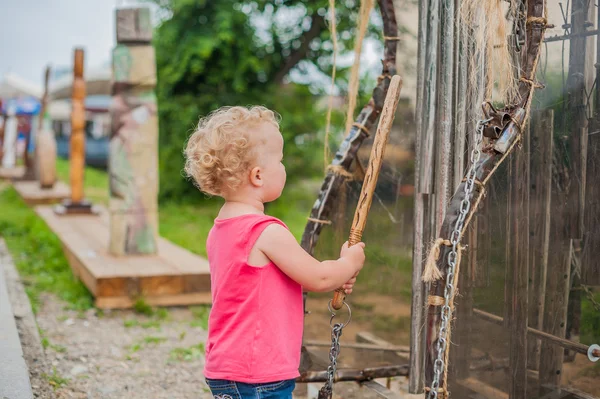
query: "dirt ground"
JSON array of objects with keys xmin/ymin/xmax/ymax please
[{"xmin": 22, "ymin": 293, "xmax": 413, "ymax": 399}]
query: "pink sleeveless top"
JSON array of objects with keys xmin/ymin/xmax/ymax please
[{"xmin": 203, "ymin": 214, "xmax": 304, "ymax": 383}]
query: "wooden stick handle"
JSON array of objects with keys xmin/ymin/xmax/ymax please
[{"xmin": 331, "ymin": 75, "xmax": 403, "ymax": 311}]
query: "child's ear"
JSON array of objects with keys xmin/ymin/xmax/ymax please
[{"xmin": 249, "ymin": 166, "xmax": 263, "ymax": 187}]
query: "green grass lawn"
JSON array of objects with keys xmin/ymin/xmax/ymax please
[{"xmin": 0, "ymin": 187, "xmax": 93, "ymax": 313}]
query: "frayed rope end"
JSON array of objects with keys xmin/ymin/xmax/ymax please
[{"xmin": 422, "ymin": 238, "xmax": 448, "ymax": 282}]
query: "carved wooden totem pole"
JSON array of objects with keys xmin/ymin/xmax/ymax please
[
  {"xmin": 56, "ymin": 48, "xmax": 95, "ymax": 214},
  {"xmin": 109, "ymin": 7, "xmax": 159, "ymax": 255}
]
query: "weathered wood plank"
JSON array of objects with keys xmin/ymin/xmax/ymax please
[
  {"xmin": 527, "ymin": 109, "xmax": 553, "ymax": 370},
  {"xmin": 432, "ymin": 0, "xmax": 454, "ymax": 232},
  {"xmin": 582, "ymin": 0, "xmax": 600, "ymax": 285},
  {"xmin": 34, "ymin": 206, "xmax": 211, "ymax": 309},
  {"xmin": 409, "ymin": 0, "xmax": 430, "ymax": 390},
  {"xmin": 507, "ymin": 133, "xmax": 529, "ymax": 399},
  {"xmin": 13, "ymin": 180, "xmax": 70, "ymax": 205},
  {"xmin": 418, "ymin": 0, "xmax": 439, "ymax": 194}
]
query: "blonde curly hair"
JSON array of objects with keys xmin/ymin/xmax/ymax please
[{"xmin": 184, "ymin": 105, "xmax": 280, "ymax": 196}]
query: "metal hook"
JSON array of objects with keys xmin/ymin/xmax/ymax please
[{"xmin": 328, "ymin": 300, "xmax": 352, "ymax": 328}]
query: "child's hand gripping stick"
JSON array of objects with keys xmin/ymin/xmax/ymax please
[{"xmin": 331, "ymin": 75, "xmax": 403, "ymax": 311}]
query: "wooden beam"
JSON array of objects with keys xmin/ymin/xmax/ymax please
[
  {"xmin": 472, "ymin": 308, "xmax": 594, "ymax": 356},
  {"xmin": 527, "ymin": 109, "xmax": 553, "ymax": 370},
  {"xmin": 582, "ymin": 0, "xmax": 600, "ymax": 285},
  {"xmin": 304, "ymin": 340, "xmax": 409, "ymax": 353},
  {"xmin": 70, "ymin": 48, "xmax": 86, "ymax": 204},
  {"xmin": 507, "ymin": 133, "xmax": 530, "ymax": 399},
  {"xmin": 564, "ymin": 0, "xmax": 595, "ymax": 353},
  {"xmin": 418, "ymin": 0, "xmax": 439, "ymax": 194},
  {"xmin": 297, "ymin": 365, "xmax": 409, "ymax": 383},
  {"xmin": 409, "ymin": 0, "xmax": 429, "ymax": 392},
  {"xmin": 433, "ymin": 0, "xmax": 455, "ymax": 231}
]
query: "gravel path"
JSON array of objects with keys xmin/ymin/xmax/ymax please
[{"xmin": 35, "ymin": 295, "xmax": 212, "ymax": 399}]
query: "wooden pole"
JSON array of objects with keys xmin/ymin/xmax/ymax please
[
  {"xmin": 418, "ymin": 0, "xmax": 439, "ymax": 196},
  {"xmin": 507, "ymin": 132, "xmax": 529, "ymax": 399},
  {"xmin": 71, "ymin": 48, "xmax": 85, "ymax": 203},
  {"xmin": 55, "ymin": 49, "xmax": 95, "ymax": 215},
  {"xmin": 582, "ymin": 2, "xmax": 600, "ymax": 285},
  {"xmin": 565, "ymin": 0, "xmax": 594, "ymax": 361},
  {"xmin": 433, "ymin": 0, "xmax": 454, "ymax": 232},
  {"xmin": 109, "ymin": 7, "xmax": 159, "ymax": 255},
  {"xmin": 527, "ymin": 109, "xmax": 553, "ymax": 370},
  {"xmin": 449, "ymin": 0, "xmax": 471, "ymax": 381},
  {"xmin": 409, "ymin": 0, "xmax": 430, "ymax": 392},
  {"xmin": 331, "ymin": 75, "xmax": 402, "ymax": 310},
  {"xmin": 473, "ymin": 308, "xmax": 598, "ymax": 357}
]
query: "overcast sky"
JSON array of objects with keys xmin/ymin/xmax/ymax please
[{"xmin": 0, "ymin": 0, "xmax": 148, "ymax": 86}]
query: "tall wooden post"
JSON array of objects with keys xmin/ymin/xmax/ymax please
[
  {"xmin": 409, "ymin": 0, "xmax": 432, "ymax": 392},
  {"xmin": 449, "ymin": 0, "xmax": 471, "ymax": 381},
  {"xmin": 55, "ymin": 48, "xmax": 95, "ymax": 214},
  {"xmin": 109, "ymin": 7, "xmax": 159, "ymax": 255},
  {"xmin": 527, "ymin": 109, "xmax": 553, "ymax": 371},
  {"xmin": 565, "ymin": 0, "xmax": 594, "ymax": 358},
  {"xmin": 433, "ymin": 0, "xmax": 454, "ymax": 231},
  {"xmin": 582, "ymin": 1, "xmax": 600, "ymax": 285},
  {"xmin": 507, "ymin": 134, "xmax": 529, "ymax": 399}
]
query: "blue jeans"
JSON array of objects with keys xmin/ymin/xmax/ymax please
[{"xmin": 205, "ymin": 378, "xmax": 295, "ymax": 399}]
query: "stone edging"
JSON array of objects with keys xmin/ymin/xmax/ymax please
[{"xmin": 0, "ymin": 238, "xmax": 42, "ymax": 399}]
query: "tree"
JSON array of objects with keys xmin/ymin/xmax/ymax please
[{"xmin": 149, "ymin": 0, "xmax": 383, "ymax": 200}]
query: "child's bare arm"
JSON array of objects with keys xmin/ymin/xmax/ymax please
[{"xmin": 257, "ymin": 224, "xmax": 365, "ymax": 292}]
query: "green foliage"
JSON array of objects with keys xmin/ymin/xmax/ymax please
[
  {"xmin": 0, "ymin": 187, "xmax": 93, "ymax": 313},
  {"xmin": 44, "ymin": 367, "xmax": 69, "ymax": 390},
  {"xmin": 581, "ymin": 289, "xmax": 600, "ymax": 346},
  {"xmin": 169, "ymin": 342, "xmax": 205, "ymax": 362},
  {"xmin": 133, "ymin": 298, "xmax": 155, "ymax": 316},
  {"xmin": 149, "ymin": 0, "xmax": 380, "ymax": 200}
]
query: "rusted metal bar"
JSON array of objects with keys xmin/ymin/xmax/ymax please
[
  {"xmin": 297, "ymin": 365, "xmax": 409, "ymax": 383},
  {"xmin": 304, "ymin": 340, "xmax": 409, "ymax": 353},
  {"xmin": 472, "ymin": 308, "xmax": 599, "ymax": 357},
  {"xmin": 544, "ymin": 28, "xmax": 598, "ymax": 43}
]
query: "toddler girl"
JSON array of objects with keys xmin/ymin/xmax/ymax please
[{"xmin": 184, "ymin": 106, "xmax": 365, "ymax": 399}]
